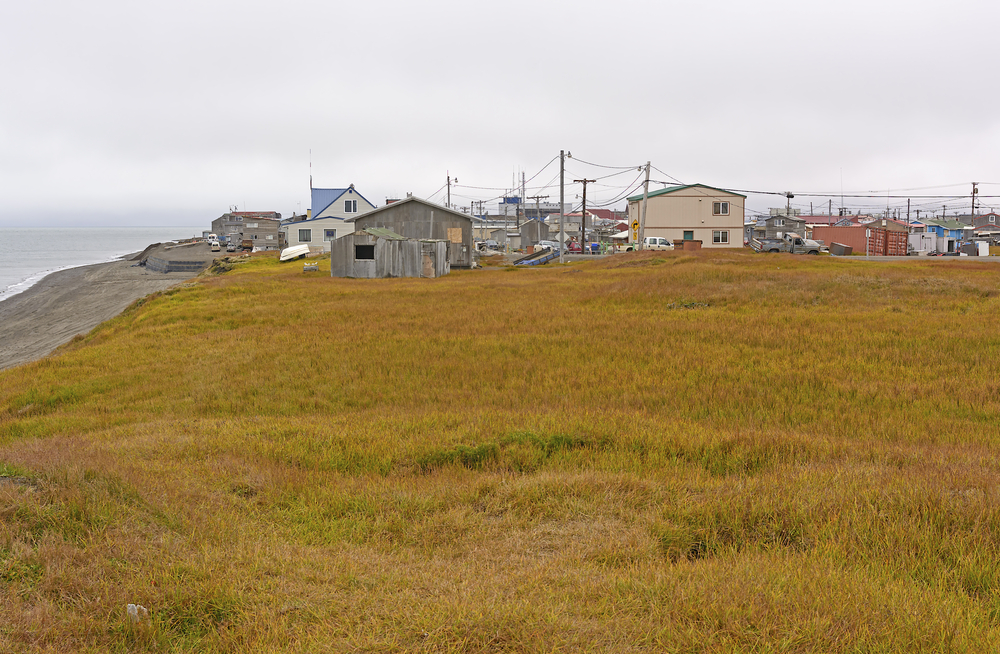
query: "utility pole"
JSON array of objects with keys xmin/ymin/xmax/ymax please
[
  {"xmin": 970, "ymin": 185, "xmax": 977, "ymax": 222},
  {"xmin": 907, "ymin": 198, "xmax": 911, "ymax": 224},
  {"xmin": 574, "ymin": 178, "xmax": 596, "ymax": 254},
  {"xmin": 828, "ymin": 199, "xmax": 832, "ymax": 218},
  {"xmin": 785, "ymin": 192, "xmax": 794, "ymax": 216},
  {"xmin": 522, "ymin": 171, "xmax": 526, "ymax": 223},
  {"xmin": 559, "ymin": 150, "xmax": 566, "ymax": 263},
  {"xmin": 446, "ymin": 172, "xmax": 451, "ymax": 209},
  {"xmin": 528, "ymin": 195, "xmax": 549, "ymax": 222},
  {"xmin": 638, "ymin": 162, "xmax": 650, "ymax": 250}
]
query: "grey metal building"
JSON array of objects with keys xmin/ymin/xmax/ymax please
[
  {"xmin": 329, "ymin": 228, "xmax": 450, "ymax": 279},
  {"xmin": 346, "ymin": 197, "xmax": 475, "ymax": 268},
  {"xmin": 519, "ymin": 219, "xmax": 549, "ymax": 245}
]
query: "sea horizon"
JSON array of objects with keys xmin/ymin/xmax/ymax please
[{"xmin": 0, "ymin": 226, "xmax": 205, "ymax": 303}]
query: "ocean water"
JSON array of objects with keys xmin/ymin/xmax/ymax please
[{"xmin": 0, "ymin": 226, "xmax": 205, "ymax": 303}]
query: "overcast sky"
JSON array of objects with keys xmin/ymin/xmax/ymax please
[{"xmin": 3, "ymin": 0, "xmax": 999, "ymax": 227}]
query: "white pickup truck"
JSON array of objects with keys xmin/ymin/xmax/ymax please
[
  {"xmin": 750, "ymin": 232, "xmax": 822, "ymax": 255},
  {"xmin": 621, "ymin": 236, "xmax": 673, "ymax": 252}
]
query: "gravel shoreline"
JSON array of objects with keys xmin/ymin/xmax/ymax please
[{"xmin": 0, "ymin": 242, "xmax": 217, "ymax": 370}]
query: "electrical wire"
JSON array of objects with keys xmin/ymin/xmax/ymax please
[{"xmin": 565, "ymin": 155, "xmax": 642, "ymax": 170}]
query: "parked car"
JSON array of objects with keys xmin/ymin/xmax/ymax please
[
  {"xmin": 568, "ymin": 242, "xmax": 600, "ymax": 253},
  {"xmin": 536, "ymin": 240, "xmax": 560, "ymax": 251},
  {"xmin": 226, "ymin": 242, "xmax": 237, "ymax": 252},
  {"xmin": 480, "ymin": 239, "xmax": 500, "ymax": 251},
  {"xmin": 210, "ymin": 241, "xmax": 221, "ymax": 252}
]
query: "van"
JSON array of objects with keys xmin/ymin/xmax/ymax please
[
  {"xmin": 210, "ymin": 241, "xmax": 221, "ymax": 252},
  {"xmin": 642, "ymin": 237, "xmax": 673, "ymax": 251}
]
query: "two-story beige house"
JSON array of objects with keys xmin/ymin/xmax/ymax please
[{"xmin": 626, "ymin": 184, "xmax": 745, "ymax": 248}]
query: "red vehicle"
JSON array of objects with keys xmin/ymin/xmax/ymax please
[{"xmin": 568, "ymin": 241, "xmax": 600, "ymax": 253}]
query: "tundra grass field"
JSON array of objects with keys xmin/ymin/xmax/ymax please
[{"xmin": 2, "ymin": 250, "xmax": 1000, "ymax": 652}]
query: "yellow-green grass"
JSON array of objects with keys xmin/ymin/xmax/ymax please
[{"xmin": 2, "ymin": 250, "xmax": 1000, "ymax": 651}]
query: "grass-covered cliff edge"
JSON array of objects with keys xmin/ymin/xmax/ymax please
[{"xmin": 2, "ymin": 251, "xmax": 1000, "ymax": 652}]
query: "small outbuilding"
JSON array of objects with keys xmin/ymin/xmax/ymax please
[
  {"xmin": 330, "ymin": 227, "xmax": 450, "ymax": 278},
  {"xmin": 346, "ymin": 196, "xmax": 475, "ymax": 268},
  {"xmin": 519, "ymin": 219, "xmax": 549, "ymax": 246}
]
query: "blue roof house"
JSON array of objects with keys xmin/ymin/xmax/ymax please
[{"xmin": 282, "ymin": 184, "xmax": 378, "ymax": 251}]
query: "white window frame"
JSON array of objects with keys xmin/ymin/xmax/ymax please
[
  {"xmin": 324, "ymin": 229, "xmax": 337, "ymax": 241},
  {"xmin": 713, "ymin": 201, "xmax": 730, "ymax": 216},
  {"xmin": 345, "ymin": 200, "xmax": 357, "ymax": 213},
  {"xmin": 713, "ymin": 230, "xmax": 729, "ymax": 244},
  {"xmin": 247, "ymin": 222, "xmax": 258, "ymax": 228},
  {"xmin": 298, "ymin": 229, "xmax": 312, "ymax": 243},
  {"xmin": 990, "ymin": 216, "xmax": 996, "ymax": 224},
  {"xmin": 774, "ymin": 218, "xmax": 785, "ymax": 227}
]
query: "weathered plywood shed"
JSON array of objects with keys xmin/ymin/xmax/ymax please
[
  {"xmin": 346, "ymin": 197, "xmax": 475, "ymax": 267},
  {"xmin": 330, "ymin": 227, "xmax": 450, "ymax": 278}
]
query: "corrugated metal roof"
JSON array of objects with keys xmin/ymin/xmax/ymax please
[
  {"xmin": 626, "ymin": 183, "xmax": 747, "ymax": 203},
  {"xmin": 364, "ymin": 227, "xmax": 407, "ymax": 240},
  {"xmin": 344, "ymin": 195, "xmax": 474, "ymax": 224},
  {"xmin": 924, "ymin": 218, "xmax": 970, "ymax": 230}
]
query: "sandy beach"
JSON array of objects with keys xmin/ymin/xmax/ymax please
[{"xmin": 0, "ymin": 242, "xmax": 218, "ymax": 370}]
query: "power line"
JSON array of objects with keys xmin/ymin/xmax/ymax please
[{"xmin": 567, "ymin": 155, "xmax": 641, "ymax": 170}]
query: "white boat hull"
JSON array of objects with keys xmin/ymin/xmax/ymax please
[{"xmin": 280, "ymin": 244, "xmax": 310, "ymax": 262}]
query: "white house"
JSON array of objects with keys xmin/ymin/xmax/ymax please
[{"xmin": 282, "ymin": 185, "xmax": 377, "ymax": 251}]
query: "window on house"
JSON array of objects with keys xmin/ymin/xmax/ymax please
[
  {"xmin": 774, "ymin": 218, "xmax": 785, "ymax": 227},
  {"xmin": 683, "ymin": 231, "xmax": 694, "ymax": 240},
  {"xmin": 324, "ymin": 229, "xmax": 337, "ymax": 241},
  {"xmin": 713, "ymin": 201, "xmax": 730, "ymax": 215},
  {"xmin": 345, "ymin": 200, "xmax": 357, "ymax": 213},
  {"xmin": 991, "ymin": 216, "xmax": 996, "ymax": 223},
  {"xmin": 265, "ymin": 234, "xmax": 274, "ymax": 240},
  {"xmin": 247, "ymin": 222, "xmax": 258, "ymax": 228},
  {"xmin": 713, "ymin": 230, "xmax": 729, "ymax": 244},
  {"xmin": 298, "ymin": 229, "xmax": 312, "ymax": 242},
  {"xmin": 355, "ymin": 244, "xmax": 375, "ymax": 260}
]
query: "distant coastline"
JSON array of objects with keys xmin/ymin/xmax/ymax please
[
  {"xmin": 0, "ymin": 226, "xmax": 203, "ymax": 304},
  {"xmin": 0, "ymin": 240, "xmax": 217, "ymax": 370}
]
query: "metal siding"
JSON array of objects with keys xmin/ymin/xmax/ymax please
[{"xmin": 353, "ymin": 201, "xmax": 474, "ymax": 267}]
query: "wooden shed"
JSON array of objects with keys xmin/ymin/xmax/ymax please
[
  {"xmin": 346, "ymin": 197, "xmax": 475, "ymax": 268},
  {"xmin": 329, "ymin": 227, "xmax": 450, "ymax": 278},
  {"xmin": 519, "ymin": 219, "xmax": 549, "ymax": 245}
]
